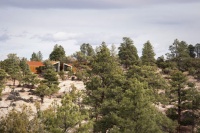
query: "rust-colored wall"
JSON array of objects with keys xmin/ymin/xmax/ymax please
[{"xmin": 27, "ymin": 61, "xmax": 44, "ymax": 73}]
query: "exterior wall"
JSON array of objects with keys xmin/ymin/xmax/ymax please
[{"xmin": 27, "ymin": 61, "xmax": 44, "ymax": 73}]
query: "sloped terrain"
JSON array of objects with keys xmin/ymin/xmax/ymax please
[{"xmin": 0, "ymin": 79, "xmax": 85, "ymax": 117}]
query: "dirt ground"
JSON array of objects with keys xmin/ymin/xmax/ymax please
[{"xmin": 0, "ymin": 79, "xmax": 85, "ymax": 117}]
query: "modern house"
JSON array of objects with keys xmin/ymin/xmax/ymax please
[{"xmin": 27, "ymin": 61, "xmax": 72, "ymax": 73}]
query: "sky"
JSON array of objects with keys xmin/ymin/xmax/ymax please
[{"xmin": 0, "ymin": 0, "xmax": 200, "ymax": 60}]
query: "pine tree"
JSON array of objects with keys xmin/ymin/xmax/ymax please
[
  {"xmin": 108, "ymin": 79, "xmax": 176, "ymax": 133},
  {"xmin": 84, "ymin": 42, "xmax": 125, "ymax": 132},
  {"xmin": 0, "ymin": 106, "xmax": 46, "ymax": 133},
  {"xmin": 84, "ymin": 42, "xmax": 175, "ymax": 132},
  {"xmin": 2, "ymin": 54, "xmax": 21, "ymax": 86},
  {"xmin": 167, "ymin": 70, "xmax": 200, "ymax": 132},
  {"xmin": 30, "ymin": 51, "xmax": 43, "ymax": 61},
  {"xmin": 166, "ymin": 39, "xmax": 189, "ymax": 60},
  {"xmin": 30, "ymin": 52, "xmax": 39, "ymax": 61},
  {"xmin": 127, "ymin": 65, "xmax": 169, "ymax": 104},
  {"xmin": 118, "ymin": 37, "xmax": 139, "ymax": 68},
  {"xmin": 37, "ymin": 51, "xmax": 43, "ymax": 61},
  {"xmin": 49, "ymin": 44, "xmax": 66, "ymax": 61},
  {"xmin": 20, "ymin": 57, "xmax": 31, "ymax": 76},
  {"xmin": 0, "ymin": 69, "xmax": 7, "ymax": 100},
  {"xmin": 141, "ymin": 41, "xmax": 156, "ymax": 66}
]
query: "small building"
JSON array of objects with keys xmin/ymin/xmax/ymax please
[
  {"xmin": 63, "ymin": 63, "xmax": 72, "ymax": 71},
  {"xmin": 50, "ymin": 61, "xmax": 60, "ymax": 72}
]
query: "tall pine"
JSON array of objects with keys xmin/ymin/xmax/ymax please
[
  {"xmin": 141, "ymin": 41, "xmax": 156, "ymax": 66},
  {"xmin": 118, "ymin": 37, "xmax": 139, "ymax": 69}
]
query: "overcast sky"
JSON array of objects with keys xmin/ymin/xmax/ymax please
[{"xmin": 0, "ymin": 0, "xmax": 200, "ymax": 60}]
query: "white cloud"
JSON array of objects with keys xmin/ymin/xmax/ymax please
[{"xmin": 0, "ymin": 1, "xmax": 199, "ymax": 60}]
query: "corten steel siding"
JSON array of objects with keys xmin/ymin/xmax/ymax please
[{"xmin": 27, "ymin": 61, "xmax": 44, "ymax": 73}]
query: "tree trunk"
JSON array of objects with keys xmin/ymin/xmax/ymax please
[
  {"xmin": 41, "ymin": 96, "xmax": 44, "ymax": 103},
  {"xmin": 13, "ymin": 78, "xmax": 16, "ymax": 86}
]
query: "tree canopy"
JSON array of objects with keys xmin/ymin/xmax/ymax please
[
  {"xmin": 141, "ymin": 41, "xmax": 156, "ymax": 66},
  {"xmin": 118, "ymin": 37, "xmax": 139, "ymax": 68},
  {"xmin": 49, "ymin": 44, "xmax": 66, "ymax": 61}
]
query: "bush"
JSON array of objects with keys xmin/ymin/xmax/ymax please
[
  {"xmin": 29, "ymin": 97, "xmax": 34, "ymax": 103},
  {"xmin": 10, "ymin": 90, "xmax": 20, "ymax": 96},
  {"xmin": 188, "ymin": 67, "xmax": 196, "ymax": 75},
  {"xmin": 187, "ymin": 82, "xmax": 195, "ymax": 87},
  {"xmin": 163, "ymin": 68, "xmax": 172, "ymax": 75},
  {"xmin": 166, "ymin": 108, "xmax": 178, "ymax": 121},
  {"xmin": 19, "ymin": 88, "xmax": 26, "ymax": 92},
  {"xmin": 181, "ymin": 111, "xmax": 195, "ymax": 126}
]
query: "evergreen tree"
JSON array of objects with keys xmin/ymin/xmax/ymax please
[
  {"xmin": 30, "ymin": 51, "xmax": 43, "ymax": 61},
  {"xmin": 36, "ymin": 83, "xmax": 49, "ymax": 103},
  {"xmin": 108, "ymin": 79, "xmax": 176, "ymax": 133},
  {"xmin": 166, "ymin": 39, "xmax": 189, "ymax": 60},
  {"xmin": 127, "ymin": 65, "xmax": 169, "ymax": 104},
  {"xmin": 49, "ymin": 44, "xmax": 66, "ymax": 61},
  {"xmin": 23, "ymin": 73, "xmax": 40, "ymax": 89},
  {"xmin": 43, "ymin": 68, "xmax": 59, "ymax": 86},
  {"xmin": 37, "ymin": 51, "xmax": 43, "ymax": 61},
  {"xmin": 40, "ymin": 85, "xmax": 91, "ymax": 133},
  {"xmin": 2, "ymin": 54, "xmax": 21, "ymax": 86},
  {"xmin": 0, "ymin": 106, "xmax": 46, "ymax": 133},
  {"xmin": 118, "ymin": 37, "xmax": 139, "ymax": 68},
  {"xmin": 85, "ymin": 42, "xmax": 174, "ymax": 132},
  {"xmin": 167, "ymin": 70, "xmax": 200, "ymax": 132},
  {"xmin": 110, "ymin": 44, "xmax": 117, "ymax": 58},
  {"xmin": 80, "ymin": 43, "xmax": 95, "ymax": 57},
  {"xmin": 141, "ymin": 41, "xmax": 156, "ymax": 66},
  {"xmin": 85, "ymin": 42, "xmax": 125, "ymax": 132},
  {"xmin": 0, "ymin": 69, "xmax": 7, "ymax": 100},
  {"xmin": 20, "ymin": 57, "xmax": 30, "ymax": 76},
  {"xmin": 166, "ymin": 39, "xmax": 190, "ymax": 71},
  {"xmin": 30, "ymin": 52, "xmax": 38, "ymax": 61},
  {"xmin": 188, "ymin": 44, "xmax": 196, "ymax": 58}
]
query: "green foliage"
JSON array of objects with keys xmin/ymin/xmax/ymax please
[
  {"xmin": 20, "ymin": 58, "xmax": 31, "ymax": 76},
  {"xmin": 73, "ymin": 51, "xmax": 87, "ymax": 63},
  {"xmin": 40, "ymin": 86, "xmax": 90, "ymax": 133},
  {"xmin": 166, "ymin": 39, "xmax": 190, "ymax": 60},
  {"xmin": 118, "ymin": 37, "xmax": 139, "ymax": 68},
  {"xmin": 23, "ymin": 73, "xmax": 40, "ymax": 88},
  {"xmin": 168, "ymin": 70, "xmax": 200, "ymax": 132},
  {"xmin": 58, "ymin": 70, "xmax": 65, "ymax": 80},
  {"xmin": 187, "ymin": 82, "xmax": 195, "ymax": 87},
  {"xmin": 85, "ymin": 43, "xmax": 125, "ymax": 132},
  {"xmin": 188, "ymin": 67, "xmax": 196, "ymax": 75},
  {"xmin": 85, "ymin": 43, "xmax": 175, "ymax": 132},
  {"xmin": 127, "ymin": 65, "xmax": 169, "ymax": 104},
  {"xmin": 43, "ymin": 68, "xmax": 59, "ymax": 85},
  {"xmin": 188, "ymin": 44, "xmax": 196, "ymax": 58},
  {"xmin": 0, "ymin": 69, "xmax": 7, "ymax": 98},
  {"xmin": 36, "ymin": 84, "xmax": 49, "ymax": 103},
  {"xmin": 30, "ymin": 51, "xmax": 43, "ymax": 61},
  {"xmin": 80, "ymin": 43, "xmax": 95, "ymax": 57},
  {"xmin": 1, "ymin": 54, "xmax": 22, "ymax": 86},
  {"xmin": 49, "ymin": 44, "xmax": 66, "ymax": 61},
  {"xmin": 166, "ymin": 39, "xmax": 190, "ymax": 71},
  {"xmin": 0, "ymin": 106, "xmax": 46, "ymax": 133},
  {"xmin": 141, "ymin": 41, "xmax": 156, "ymax": 66}
]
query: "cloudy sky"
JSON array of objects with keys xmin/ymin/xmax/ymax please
[{"xmin": 0, "ymin": 0, "xmax": 200, "ymax": 60}]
